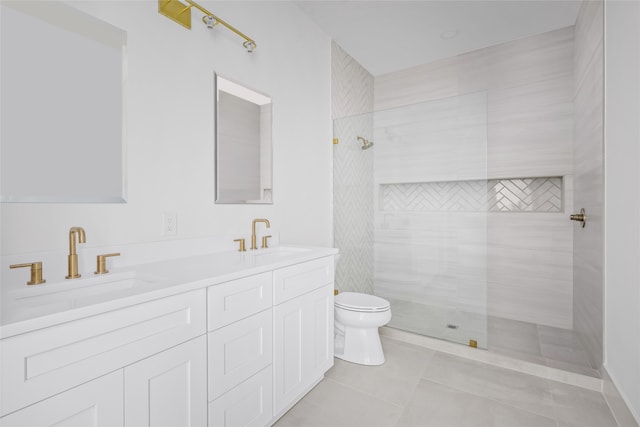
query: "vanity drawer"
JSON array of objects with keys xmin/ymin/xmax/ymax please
[
  {"xmin": 0, "ymin": 289, "xmax": 206, "ymax": 417},
  {"xmin": 208, "ymin": 366, "xmax": 273, "ymax": 427},
  {"xmin": 207, "ymin": 272, "xmax": 272, "ymax": 331},
  {"xmin": 273, "ymin": 257, "xmax": 334, "ymax": 305},
  {"xmin": 208, "ymin": 308, "xmax": 273, "ymax": 400}
]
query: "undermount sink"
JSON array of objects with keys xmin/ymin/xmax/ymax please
[{"xmin": 10, "ymin": 271, "xmax": 153, "ymax": 308}]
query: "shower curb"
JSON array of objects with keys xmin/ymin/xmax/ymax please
[{"xmin": 380, "ymin": 326, "xmax": 602, "ymax": 392}]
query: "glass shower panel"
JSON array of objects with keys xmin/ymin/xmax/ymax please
[{"xmin": 333, "ymin": 92, "xmax": 488, "ymax": 349}]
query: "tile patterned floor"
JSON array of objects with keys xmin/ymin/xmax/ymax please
[
  {"xmin": 274, "ymin": 337, "xmax": 617, "ymax": 427},
  {"xmin": 488, "ymin": 316, "xmax": 601, "ymax": 378}
]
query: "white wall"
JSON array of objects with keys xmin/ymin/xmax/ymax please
[
  {"xmin": 604, "ymin": 0, "xmax": 640, "ymax": 424},
  {"xmin": 0, "ymin": 1, "xmax": 332, "ymax": 255}
]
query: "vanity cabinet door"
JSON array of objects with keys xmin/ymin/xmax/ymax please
[
  {"xmin": 124, "ymin": 335, "xmax": 207, "ymax": 427},
  {"xmin": 273, "ymin": 284, "xmax": 334, "ymax": 416},
  {"xmin": 0, "ymin": 371, "xmax": 123, "ymax": 427}
]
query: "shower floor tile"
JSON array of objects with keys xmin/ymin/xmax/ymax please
[{"xmin": 488, "ymin": 316, "xmax": 600, "ymax": 378}]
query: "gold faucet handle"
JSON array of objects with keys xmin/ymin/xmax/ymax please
[
  {"xmin": 10, "ymin": 261, "xmax": 46, "ymax": 285},
  {"xmin": 261, "ymin": 235, "xmax": 272, "ymax": 249},
  {"xmin": 233, "ymin": 238, "xmax": 247, "ymax": 252},
  {"xmin": 95, "ymin": 253, "xmax": 120, "ymax": 275}
]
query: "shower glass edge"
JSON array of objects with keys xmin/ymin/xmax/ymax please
[{"xmin": 332, "ymin": 91, "xmax": 488, "ymax": 350}]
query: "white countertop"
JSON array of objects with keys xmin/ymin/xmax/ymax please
[{"xmin": 1, "ymin": 246, "xmax": 338, "ymax": 338}]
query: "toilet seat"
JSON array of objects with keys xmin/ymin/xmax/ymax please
[{"xmin": 335, "ymin": 292, "xmax": 390, "ymax": 313}]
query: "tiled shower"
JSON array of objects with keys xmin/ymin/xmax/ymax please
[{"xmin": 332, "ymin": 1, "xmax": 603, "ymax": 377}]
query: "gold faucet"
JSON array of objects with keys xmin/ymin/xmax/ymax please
[
  {"xmin": 251, "ymin": 218, "xmax": 270, "ymax": 250},
  {"xmin": 66, "ymin": 226, "xmax": 86, "ymax": 279}
]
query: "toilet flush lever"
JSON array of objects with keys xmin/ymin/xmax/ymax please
[{"xmin": 570, "ymin": 208, "xmax": 586, "ymax": 228}]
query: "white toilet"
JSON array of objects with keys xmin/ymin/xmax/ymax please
[{"xmin": 334, "ymin": 292, "xmax": 392, "ymax": 366}]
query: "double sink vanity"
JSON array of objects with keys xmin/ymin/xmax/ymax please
[{"xmin": 0, "ymin": 233, "xmax": 338, "ymax": 427}]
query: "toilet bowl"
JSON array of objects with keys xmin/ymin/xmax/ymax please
[{"xmin": 334, "ymin": 292, "xmax": 392, "ymax": 366}]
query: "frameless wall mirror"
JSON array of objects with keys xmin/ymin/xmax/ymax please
[
  {"xmin": 215, "ymin": 74, "xmax": 272, "ymax": 204},
  {"xmin": 1, "ymin": 1, "xmax": 127, "ymax": 203}
]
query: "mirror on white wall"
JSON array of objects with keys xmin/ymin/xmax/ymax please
[
  {"xmin": 1, "ymin": 1, "xmax": 127, "ymax": 203},
  {"xmin": 215, "ymin": 74, "xmax": 272, "ymax": 204}
]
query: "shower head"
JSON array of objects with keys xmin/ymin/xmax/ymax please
[{"xmin": 357, "ymin": 136, "xmax": 374, "ymax": 150}]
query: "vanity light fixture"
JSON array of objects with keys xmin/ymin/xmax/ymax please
[{"xmin": 158, "ymin": 0, "xmax": 257, "ymax": 52}]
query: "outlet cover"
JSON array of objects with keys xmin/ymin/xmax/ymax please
[{"xmin": 162, "ymin": 212, "xmax": 177, "ymax": 237}]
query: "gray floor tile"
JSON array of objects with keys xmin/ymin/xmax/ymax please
[
  {"xmin": 488, "ymin": 316, "xmax": 542, "ymax": 358},
  {"xmin": 274, "ymin": 378, "xmax": 403, "ymax": 427},
  {"xmin": 396, "ymin": 379, "xmax": 557, "ymax": 427},
  {"xmin": 550, "ymin": 381, "xmax": 618, "ymax": 427},
  {"xmin": 326, "ymin": 337, "xmax": 435, "ymax": 407},
  {"xmin": 421, "ymin": 351, "xmax": 556, "ymax": 418}
]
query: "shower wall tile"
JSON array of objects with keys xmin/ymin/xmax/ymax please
[
  {"xmin": 574, "ymin": 0, "xmax": 604, "ymax": 91},
  {"xmin": 573, "ymin": 0, "xmax": 604, "ymax": 371},
  {"xmin": 375, "ymin": 56, "xmax": 461, "ymax": 112},
  {"xmin": 375, "ymin": 27, "xmax": 574, "ymax": 179},
  {"xmin": 374, "ymin": 92, "xmax": 488, "ymax": 184},
  {"xmin": 374, "ymin": 212, "xmax": 488, "ymax": 315},
  {"xmin": 487, "ymin": 213, "xmax": 574, "ymax": 329},
  {"xmin": 332, "ymin": 42, "xmax": 373, "ymax": 120},
  {"xmin": 331, "ymin": 42, "xmax": 374, "ymax": 294},
  {"xmin": 374, "ymin": 27, "xmax": 575, "ymax": 328}
]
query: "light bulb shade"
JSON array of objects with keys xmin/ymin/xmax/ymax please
[
  {"xmin": 202, "ymin": 15, "xmax": 217, "ymax": 28},
  {"xmin": 243, "ymin": 40, "xmax": 256, "ymax": 52}
]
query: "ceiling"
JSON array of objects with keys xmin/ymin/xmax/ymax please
[{"xmin": 295, "ymin": 1, "xmax": 582, "ymax": 76}]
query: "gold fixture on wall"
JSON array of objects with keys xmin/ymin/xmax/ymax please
[
  {"xmin": 158, "ymin": 0, "xmax": 257, "ymax": 52},
  {"xmin": 570, "ymin": 208, "xmax": 586, "ymax": 228},
  {"xmin": 469, "ymin": 339, "xmax": 478, "ymax": 348},
  {"xmin": 10, "ymin": 261, "xmax": 46, "ymax": 285},
  {"xmin": 357, "ymin": 136, "xmax": 374, "ymax": 150}
]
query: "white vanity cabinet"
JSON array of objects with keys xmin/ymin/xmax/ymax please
[
  {"xmin": 0, "ymin": 249, "xmax": 337, "ymax": 427},
  {"xmin": 0, "ymin": 289, "xmax": 207, "ymax": 425},
  {"xmin": 0, "ymin": 371, "xmax": 124, "ymax": 427},
  {"xmin": 272, "ymin": 257, "xmax": 335, "ymax": 418},
  {"xmin": 207, "ymin": 272, "xmax": 274, "ymax": 427},
  {"xmin": 207, "ymin": 256, "xmax": 335, "ymax": 426}
]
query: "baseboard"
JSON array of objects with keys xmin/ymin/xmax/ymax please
[{"xmin": 602, "ymin": 365, "xmax": 640, "ymax": 427}]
